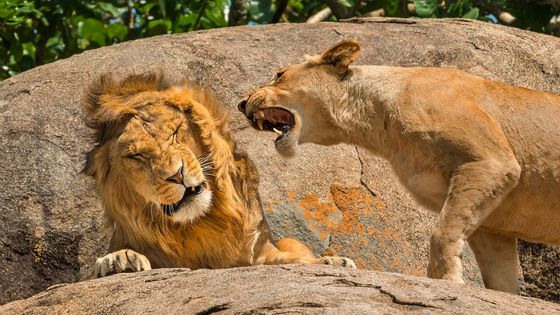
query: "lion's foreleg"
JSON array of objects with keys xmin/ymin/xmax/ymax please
[
  {"xmin": 255, "ymin": 238, "xmax": 356, "ymax": 268},
  {"xmin": 468, "ymin": 229, "xmax": 521, "ymax": 293},
  {"xmin": 428, "ymin": 159, "xmax": 520, "ymax": 283}
]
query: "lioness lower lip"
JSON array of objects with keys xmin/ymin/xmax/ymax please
[{"xmin": 273, "ymin": 128, "xmax": 282, "ymax": 136}]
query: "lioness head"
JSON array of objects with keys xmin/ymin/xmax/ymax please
[
  {"xmin": 83, "ymin": 73, "xmax": 230, "ymax": 224},
  {"xmin": 238, "ymin": 39, "xmax": 361, "ymax": 157}
]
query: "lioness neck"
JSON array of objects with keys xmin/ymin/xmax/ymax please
[{"xmin": 328, "ymin": 66, "xmax": 406, "ymax": 159}]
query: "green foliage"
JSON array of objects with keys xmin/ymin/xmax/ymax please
[
  {"xmin": 414, "ymin": 0, "xmax": 439, "ymax": 18},
  {"xmin": 0, "ymin": 0, "xmax": 228, "ymax": 79},
  {"xmin": 383, "ymin": 0, "xmax": 402, "ymax": 17},
  {"xmin": 1, "ymin": 0, "xmax": 559, "ymax": 80}
]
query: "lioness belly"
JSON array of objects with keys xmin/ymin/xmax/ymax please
[
  {"xmin": 402, "ymin": 166, "xmax": 560, "ymax": 245},
  {"xmin": 483, "ymin": 180, "xmax": 560, "ymax": 245}
]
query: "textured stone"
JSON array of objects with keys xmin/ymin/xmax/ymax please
[
  {"xmin": 1, "ymin": 265, "xmax": 559, "ymax": 314},
  {"xmin": 0, "ymin": 17, "xmax": 559, "ymax": 305}
]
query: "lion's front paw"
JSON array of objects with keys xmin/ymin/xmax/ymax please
[
  {"xmin": 317, "ymin": 256, "xmax": 357, "ymax": 269},
  {"xmin": 95, "ymin": 249, "xmax": 152, "ymax": 278}
]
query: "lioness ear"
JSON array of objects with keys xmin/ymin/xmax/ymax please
[{"xmin": 320, "ymin": 39, "xmax": 361, "ymax": 68}]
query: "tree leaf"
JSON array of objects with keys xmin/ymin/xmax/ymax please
[
  {"xmin": 158, "ymin": 0, "xmax": 166, "ymax": 18},
  {"xmin": 96, "ymin": 2, "xmax": 123, "ymax": 17},
  {"xmin": 248, "ymin": 0, "xmax": 274, "ymax": 24},
  {"xmin": 414, "ymin": 0, "xmax": 439, "ymax": 18},
  {"xmin": 0, "ymin": 8, "xmax": 14, "ymax": 19},
  {"xmin": 81, "ymin": 18, "xmax": 106, "ymax": 38},
  {"xmin": 383, "ymin": 0, "xmax": 401, "ymax": 16},
  {"xmin": 462, "ymin": 7, "xmax": 479, "ymax": 20},
  {"xmin": 81, "ymin": 19, "xmax": 107, "ymax": 47},
  {"xmin": 107, "ymin": 23, "xmax": 128, "ymax": 41},
  {"xmin": 337, "ymin": 0, "xmax": 354, "ymax": 8},
  {"xmin": 147, "ymin": 18, "xmax": 172, "ymax": 36}
]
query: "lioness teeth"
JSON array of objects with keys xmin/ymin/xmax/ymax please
[
  {"xmin": 273, "ymin": 128, "xmax": 283, "ymax": 136},
  {"xmin": 255, "ymin": 111, "xmax": 265, "ymax": 119},
  {"xmin": 257, "ymin": 119, "xmax": 264, "ymax": 130}
]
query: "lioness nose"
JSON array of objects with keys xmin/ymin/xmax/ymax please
[
  {"xmin": 238, "ymin": 99, "xmax": 247, "ymax": 114},
  {"xmin": 166, "ymin": 165, "xmax": 184, "ymax": 185}
]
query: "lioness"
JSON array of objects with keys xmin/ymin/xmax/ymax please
[
  {"xmin": 82, "ymin": 73, "xmax": 355, "ymax": 277},
  {"xmin": 238, "ymin": 40, "xmax": 560, "ymax": 294}
]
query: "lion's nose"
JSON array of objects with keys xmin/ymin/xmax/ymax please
[
  {"xmin": 237, "ymin": 99, "xmax": 247, "ymax": 114},
  {"xmin": 166, "ymin": 165, "xmax": 184, "ymax": 185}
]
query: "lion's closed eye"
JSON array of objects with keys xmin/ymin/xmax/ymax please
[{"xmin": 124, "ymin": 152, "xmax": 145, "ymax": 161}]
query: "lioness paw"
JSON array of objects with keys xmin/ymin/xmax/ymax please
[
  {"xmin": 317, "ymin": 256, "xmax": 357, "ymax": 269},
  {"xmin": 95, "ymin": 249, "xmax": 152, "ymax": 277}
]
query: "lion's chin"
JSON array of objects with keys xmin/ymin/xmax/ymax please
[{"xmin": 166, "ymin": 190, "xmax": 213, "ymax": 223}]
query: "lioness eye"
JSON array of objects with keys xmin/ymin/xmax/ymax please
[{"xmin": 276, "ymin": 71, "xmax": 285, "ymax": 79}]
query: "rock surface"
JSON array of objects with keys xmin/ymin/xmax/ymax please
[
  {"xmin": 1, "ymin": 17, "xmax": 559, "ymax": 304},
  {"xmin": 2, "ymin": 265, "xmax": 559, "ymax": 314}
]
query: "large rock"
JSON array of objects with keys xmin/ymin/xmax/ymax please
[
  {"xmin": 1, "ymin": 265, "xmax": 559, "ymax": 314},
  {"xmin": 0, "ymin": 17, "xmax": 559, "ymax": 304}
]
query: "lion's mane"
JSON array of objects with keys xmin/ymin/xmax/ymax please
[{"xmin": 83, "ymin": 73, "xmax": 262, "ymax": 268}]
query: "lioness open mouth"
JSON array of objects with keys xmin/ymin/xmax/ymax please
[
  {"xmin": 161, "ymin": 184, "xmax": 204, "ymax": 215},
  {"xmin": 250, "ymin": 108, "xmax": 295, "ymax": 142}
]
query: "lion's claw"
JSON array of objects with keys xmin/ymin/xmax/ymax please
[
  {"xmin": 317, "ymin": 256, "xmax": 357, "ymax": 269},
  {"xmin": 95, "ymin": 249, "xmax": 152, "ymax": 277}
]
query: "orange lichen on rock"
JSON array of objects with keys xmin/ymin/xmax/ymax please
[{"xmin": 297, "ymin": 183, "xmax": 428, "ymax": 275}]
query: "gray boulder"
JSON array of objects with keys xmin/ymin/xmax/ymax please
[
  {"xmin": 1, "ymin": 265, "xmax": 559, "ymax": 314},
  {"xmin": 0, "ymin": 17, "xmax": 559, "ymax": 304}
]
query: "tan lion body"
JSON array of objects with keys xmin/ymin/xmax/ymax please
[
  {"xmin": 82, "ymin": 73, "xmax": 355, "ymax": 277},
  {"xmin": 240, "ymin": 40, "xmax": 560, "ymax": 294}
]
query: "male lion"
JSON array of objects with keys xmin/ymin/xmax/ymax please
[
  {"xmin": 238, "ymin": 40, "xmax": 560, "ymax": 294},
  {"xmin": 82, "ymin": 72, "xmax": 355, "ymax": 277}
]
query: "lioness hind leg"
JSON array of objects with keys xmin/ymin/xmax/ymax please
[
  {"xmin": 428, "ymin": 159, "xmax": 520, "ymax": 283},
  {"xmin": 95, "ymin": 249, "xmax": 152, "ymax": 278},
  {"xmin": 468, "ymin": 229, "xmax": 520, "ymax": 294}
]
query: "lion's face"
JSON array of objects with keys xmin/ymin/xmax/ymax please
[
  {"xmin": 112, "ymin": 104, "xmax": 212, "ymax": 223},
  {"xmin": 82, "ymin": 74, "xmax": 233, "ymax": 225},
  {"xmin": 238, "ymin": 40, "xmax": 361, "ymax": 157}
]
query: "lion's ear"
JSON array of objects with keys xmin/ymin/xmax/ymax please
[
  {"xmin": 83, "ymin": 74, "xmax": 138, "ymax": 126},
  {"xmin": 320, "ymin": 39, "xmax": 361, "ymax": 69}
]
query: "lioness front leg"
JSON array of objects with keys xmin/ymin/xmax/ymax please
[
  {"xmin": 256, "ymin": 238, "xmax": 356, "ymax": 268},
  {"xmin": 428, "ymin": 159, "xmax": 520, "ymax": 283},
  {"xmin": 95, "ymin": 249, "xmax": 152, "ymax": 277}
]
